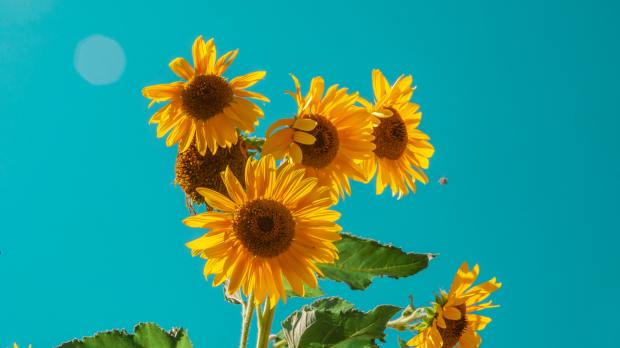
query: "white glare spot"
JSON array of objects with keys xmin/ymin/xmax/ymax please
[{"xmin": 74, "ymin": 34, "xmax": 126, "ymax": 85}]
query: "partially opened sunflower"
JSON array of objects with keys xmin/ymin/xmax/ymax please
[
  {"xmin": 407, "ymin": 262, "xmax": 501, "ymax": 348},
  {"xmin": 184, "ymin": 155, "xmax": 342, "ymax": 305},
  {"xmin": 262, "ymin": 75, "xmax": 375, "ymax": 200}
]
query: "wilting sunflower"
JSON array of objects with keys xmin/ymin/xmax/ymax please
[
  {"xmin": 359, "ymin": 69, "xmax": 434, "ymax": 198},
  {"xmin": 407, "ymin": 262, "xmax": 502, "ymax": 348},
  {"xmin": 262, "ymin": 75, "xmax": 375, "ymax": 200},
  {"xmin": 184, "ymin": 155, "xmax": 341, "ymax": 305},
  {"xmin": 175, "ymin": 138, "xmax": 248, "ymax": 206},
  {"xmin": 142, "ymin": 36, "xmax": 269, "ymax": 155}
]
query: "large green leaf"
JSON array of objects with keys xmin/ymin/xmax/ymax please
[
  {"xmin": 57, "ymin": 323, "xmax": 192, "ymax": 348},
  {"xmin": 279, "ymin": 297, "xmax": 400, "ymax": 348},
  {"xmin": 317, "ymin": 233, "xmax": 434, "ymax": 290}
]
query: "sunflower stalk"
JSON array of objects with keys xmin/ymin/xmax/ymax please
[
  {"xmin": 256, "ymin": 300, "xmax": 276, "ymax": 348},
  {"xmin": 239, "ymin": 291, "xmax": 255, "ymax": 348}
]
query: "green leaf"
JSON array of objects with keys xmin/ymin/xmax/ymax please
[
  {"xmin": 279, "ymin": 297, "xmax": 400, "ymax": 348},
  {"xmin": 317, "ymin": 233, "xmax": 434, "ymax": 290},
  {"xmin": 284, "ymin": 278, "xmax": 325, "ymax": 299},
  {"xmin": 57, "ymin": 323, "xmax": 192, "ymax": 348}
]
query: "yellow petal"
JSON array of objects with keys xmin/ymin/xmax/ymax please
[
  {"xmin": 142, "ymin": 82, "xmax": 183, "ymax": 102},
  {"xmin": 466, "ymin": 314, "xmax": 492, "ymax": 331},
  {"xmin": 371, "ymin": 109, "xmax": 393, "ymax": 118},
  {"xmin": 169, "ymin": 57, "xmax": 194, "ymax": 80},
  {"xmin": 204, "ymin": 38, "xmax": 216, "ymax": 74},
  {"xmin": 196, "ymin": 187, "xmax": 237, "ymax": 211},
  {"xmin": 215, "ymin": 49, "xmax": 238, "ymax": 75},
  {"xmin": 292, "ymin": 118, "xmax": 317, "ymax": 131},
  {"xmin": 192, "ymin": 36, "xmax": 207, "ymax": 75},
  {"xmin": 221, "ymin": 166, "xmax": 247, "ymax": 204},
  {"xmin": 183, "ymin": 213, "xmax": 231, "ymax": 228},
  {"xmin": 265, "ymin": 118, "xmax": 294, "ymax": 137},
  {"xmin": 229, "ymin": 71, "xmax": 267, "ymax": 89},
  {"xmin": 372, "ymin": 69, "xmax": 389, "ymax": 101},
  {"xmin": 234, "ymin": 88, "xmax": 270, "ymax": 102},
  {"xmin": 293, "ymin": 131, "xmax": 316, "ymax": 145},
  {"xmin": 262, "ymin": 128, "xmax": 294, "ymax": 159},
  {"xmin": 443, "ymin": 306, "xmax": 462, "ymax": 320},
  {"xmin": 289, "ymin": 142, "xmax": 303, "ymax": 163}
]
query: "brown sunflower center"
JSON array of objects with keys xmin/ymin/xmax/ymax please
[
  {"xmin": 438, "ymin": 304, "xmax": 468, "ymax": 348},
  {"xmin": 234, "ymin": 199, "xmax": 295, "ymax": 258},
  {"xmin": 175, "ymin": 139, "xmax": 247, "ymax": 205},
  {"xmin": 299, "ymin": 114, "xmax": 340, "ymax": 168},
  {"xmin": 181, "ymin": 75, "xmax": 234, "ymax": 120},
  {"xmin": 372, "ymin": 108, "xmax": 408, "ymax": 160}
]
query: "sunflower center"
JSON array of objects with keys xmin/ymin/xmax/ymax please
[
  {"xmin": 372, "ymin": 108, "xmax": 408, "ymax": 160},
  {"xmin": 299, "ymin": 114, "xmax": 340, "ymax": 168},
  {"xmin": 234, "ymin": 199, "xmax": 296, "ymax": 258},
  {"xmin": 438, "ymin": 304, "xmax": 468, "ymax": 348},
  {"xmin": 175, "ymin": 139, "xmax": 247, "ymax": 205},
  {"xmin": 181, "ymin": 75, "xmax": 234, "ymax": 120}
]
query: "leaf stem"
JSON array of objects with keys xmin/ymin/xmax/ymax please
[
  {"xmin": 387, "ymin": 307, "xmax": 426, "ymax": 331},
  {"xmin": 239, "ymin": 291, "xmax": 255, "ymax": 348}
]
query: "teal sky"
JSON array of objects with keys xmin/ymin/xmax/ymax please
[{"xmin": 1, "ymin": 0, "xmax": 618, "ymax": 347}]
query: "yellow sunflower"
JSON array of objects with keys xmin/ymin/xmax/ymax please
[
  {"xmin": 407, "ymin": 262, "xmax": 502, "ymax": 348},
  {"xmin": 14, "ymin": 344, "xmax": 32, "ymax": 348},
  {"xmin": 142, "ymin": 36, "xmax": 269, "ymax": 155},
  {"xmin": 359, "ymin": 69, "xmax": 434, "ymax": 198},
  {"xmin": 262, "ymin": 75, "xmax": 375, "ymax": 200},
  {"xmin": 184, "ymin": 155, "xmax": 342, "ymax": 305}
]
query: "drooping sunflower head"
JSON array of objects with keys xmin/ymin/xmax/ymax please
[
  {"xmin": 359, "ymin": 69, "xmax": 435, "ymax": 198},
  {"xmin": 175, "ymin": 137, "xmax": 248, "ymax": 206},
  {"xmin": 262, "ymin": 75, "xmax": 375, "ymax": 201},
  {"xmin": 142, "ymin": 36, "xmax": 269, "ymax": 156},
  {"xmin": 183, "ymin": 155, "xmax": 342, "ymax": 305},
  {"xmin": 408, "ymin": 262, "xmax": 502, "ymax": 348}
]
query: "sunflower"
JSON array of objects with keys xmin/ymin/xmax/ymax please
[
  {"xmin": 359, "ymin": 69, "xmax": 434, "ymax": 198},
  {"xmin": 14, "ymin": 344, "xmax": 32, "ymax": 348},
  {"xmin": 142, "ymin": 36, "xmax": 269, "ymax": 155},
  {"xmin": 407, "ymin": 262, "xmax": 502, "ymax": 348},
  {"xmin": 175, "ymin": 138, "xmax": 248, "ymax": 206},
  {"xmin": 262, "ymin": 75, "xmax": 375, "ymax": 200},
  {"xmin": 184, "ymin": 155, "xmax": 342, "ymax": 305}
]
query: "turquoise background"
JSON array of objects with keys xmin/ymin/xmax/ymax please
[{"xmin": 1, "ymin": 0, "xmax": 618, "ymax": 346}]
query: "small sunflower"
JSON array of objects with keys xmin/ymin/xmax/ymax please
[
  {"xmin": 14, "ymin": 344, "xmax": 32, "ymax": 348},
  {"xmin": 262, "ymin": 75, "xmax": 375, "ymax": 200},
  {"xmin": 184, "ymin": 155, "xmax": 342, "ymax": 305},
  {"xmin": 175, "ymin": 138, "xmax": 248, "ymax": 206},
  {"xmin": 359, "ymin": 69, "xmax": 434, "ymax": 198},
  {"xmin": 408, "ymin": 262, "xmax": 502, "ymax": 348},
  {"xmin": 143, "ymin": 36, "xmax": 269, "ymax": 155}
]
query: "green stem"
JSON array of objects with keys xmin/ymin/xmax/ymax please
[
  {"xmin": 272, "ymin": 340, "xmax": 287, "ymax": 348},
  {"xmin": 239, "ymin": 292, "xmax": 255, "ymax": 348},
  {"xmin": 256, "ymin": 299, "xmax": 276, "ymax": 348}
]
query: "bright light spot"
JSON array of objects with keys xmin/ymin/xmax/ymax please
[{"xmin": 74, "ymin": 34, "xmax": 126, "ymax": 85}]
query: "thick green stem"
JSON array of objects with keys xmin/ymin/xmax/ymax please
[
  {"xmin": 256, "ymin": 299, "xmax": 276, "ymax": 348},
  {"xmin": 239, "ymin": 292, "xmax": 255, "ymax": 348}
]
